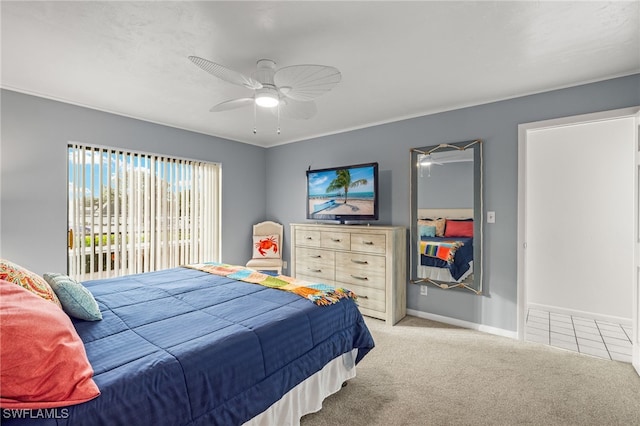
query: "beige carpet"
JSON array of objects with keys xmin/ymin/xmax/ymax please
[{"xmin": 301, "ymin": 315, "xmax": 640, "ymax": 426}]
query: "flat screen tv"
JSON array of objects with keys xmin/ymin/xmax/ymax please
[{"xmin": 306, "ymin": 162, "xmax": 379, "ymax": 223}]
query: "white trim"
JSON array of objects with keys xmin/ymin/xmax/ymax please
[
  {"xmin": 517, "ymin": 121, "xmax": 527, "ymax": 340},
  {"xmin": 406, "ymin": 309, "xmax": 517, "ymax": 340},
  {"xmin": 517, "ymin": 106, "xmax": 640, "ymax": 132},
  {"xmin": 633, "ymin": 110, "xmax": 640, "ymax": 376},
  {"xmin": 527, "ymin": 303, "xmax": 633, "ymax": 328}
]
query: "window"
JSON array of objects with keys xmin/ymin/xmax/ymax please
[{"xmin": 68, "ymin": 144, "xmax": 220, "ymax": 280}]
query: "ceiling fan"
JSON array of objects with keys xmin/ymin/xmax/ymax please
[
  {"xmin": 418, "ymin": 154, "xmax": 443, "ymax": 178},
  {"xmin": 188, "ymin": 56, "xmax": 342, "ymax": 129},
  {"xmin": 418, "ymin": 154, "xmax": 444, "ymax": 167}
]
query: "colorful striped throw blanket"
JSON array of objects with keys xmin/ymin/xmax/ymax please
[
  {"xmin": 185, "ymin": 262, "xmax": 357, "ymax": 306},
  {"xmin": 420, "ymin": 240, "xmax": 463, "ymax": 264}
]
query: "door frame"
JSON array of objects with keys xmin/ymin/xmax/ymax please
[{"xmin": 517, "ymin": 106, "xmax": 640, "ymax": 374}]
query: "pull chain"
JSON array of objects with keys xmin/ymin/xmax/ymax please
[
  {"xmin": 277, "ymin": 104, "xmax": 281, "ymax": 135},
  {"xmin": 253, "ymin": 101, "xmax": 257, "ymax": 134}
]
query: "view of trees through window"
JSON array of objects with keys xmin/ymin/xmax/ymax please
[{"xmin": 67, "ymin": 144, "xmax": 220, "ymax": 280}]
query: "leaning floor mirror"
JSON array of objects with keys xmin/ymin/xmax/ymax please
[{"xmin": 409, "ymin": 140, "xmax": 483, "ymax": 294}]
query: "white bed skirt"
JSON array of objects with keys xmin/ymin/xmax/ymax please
[
  {"xmin": 418, "ymin": 261, "xmax": 473, "ymax": 283},
  {"xmin": 244, "ymin": 349, "xmax": 358, "ymax": 426}
]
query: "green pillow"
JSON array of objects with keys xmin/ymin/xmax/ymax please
[{"xmin": 43, "ymin": 273, "xmax": 102, "ymax": 321}]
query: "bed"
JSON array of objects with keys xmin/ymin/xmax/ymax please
[
  {"xmin": 417, "ymin": 208, "xmax": 474, "ymax": 283},
  {"xmin": 0, "ymin": 261, "xmax": 374, "ymax": 426}
]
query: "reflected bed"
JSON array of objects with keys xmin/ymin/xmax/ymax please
[{"xmin": 419, "ymin": 236, "xmax": 473, "ymax": 282}]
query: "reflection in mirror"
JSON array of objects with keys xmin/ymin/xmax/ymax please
[{"xmin": 409, "ymin": 140, "xmax": 483, "ymax": 294}]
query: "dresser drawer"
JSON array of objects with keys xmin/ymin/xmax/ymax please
[
  {"xmin": 335, "ymin": 253, "xmax": 386, "ymax": 290},
  {"xmin": 296, "ymin": 247, "xmax": 335, "ymax": 267},
  {"xmin": 296, "ymin": 273, "xmax": 336, "ymax": 287},
  {"xmin": 345, "ymin": 283, "xmax": 385, "ymax": 313},
  {"xmin": 295, "ymin": 247, "xmax": 335, "ymax": 280},
  {"xmin": 350, "ymin": 233, "xmax": 386, "ymax": 254},
  {"xmin": 320, "ymin": 231, "xmax": 350, "ymax": 250},
  {"xmin": 295, "ymin": 229, "xmax": 321, "ymax": 247}
]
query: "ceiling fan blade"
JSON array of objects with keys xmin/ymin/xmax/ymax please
[
  {"xmin": 189, "ymin": 56, "xmax": 263, "ymax": 90},
  {"xmin": 274, "ymin": 65, "xmax": 341, "ymax": 102},
  {"xmin": 210, "ymin": 98, "xmax": 254, "ymax": 112},
  {"xmin": 419, "ymin": 154, "xmax": 444, "ymax": 166},
  {"xmin": 273, "ymin": 98, "xmax": 317, "ymax": 120}
]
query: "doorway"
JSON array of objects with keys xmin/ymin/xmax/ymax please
[{"xmin": 517, "ymin": 107, "xmax": 639, "ymax": 370}]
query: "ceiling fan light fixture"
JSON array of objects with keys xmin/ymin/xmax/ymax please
[{"xmin": 255, "ymin": 87, "xmax": 279, "ymax": 108}]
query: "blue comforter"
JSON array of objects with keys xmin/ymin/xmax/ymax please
[
  {"xmin": 6, "ymin": 267, "xmax": 374, "ymax": 425},
  {"xmin": 420, "ymin": 237, "xmax": 473, "ymax": 281}
]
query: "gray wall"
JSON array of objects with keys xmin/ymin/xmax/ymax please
[
  {"xmin": 418, "ymin": 161, "xmax": 474, "ymax": 209},
  {"xmin": 0, "ymin": 90, "xmax": 267, "ymax": 275},
  {"xmin": 2, "ymin": 75, "xmax": 638, "ymax": 333},
  {"xmin": 266, "ymin": 74, "xmax": 640, "ymax": 332}
]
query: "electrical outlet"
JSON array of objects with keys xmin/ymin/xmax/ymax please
[
  {"xmin": 487, "ymin": 211, "xmax": 496, "ymax": 223},
  {"xmin": 420, "ymin": 286, "xmax": 428, "ymax": 296},
  {"xmin": 282, "ymin": 261, "xmax": 287, "ymax": 270}
]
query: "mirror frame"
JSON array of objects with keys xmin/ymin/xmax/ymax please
[{"xmin": 409, "ymin": 139, "xmax": 483, "ymax": 294}]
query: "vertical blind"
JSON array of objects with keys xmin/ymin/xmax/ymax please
[{"xmin": 68, "ymin": 144, "xmax": 221, "ymax": 281}]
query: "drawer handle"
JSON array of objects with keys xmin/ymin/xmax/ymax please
[
  {"xmin": 351, "ymin": 275, "xmax": 369, "ymax": 281},
  {"xmin": 310, "ymin": 269, "xmax": 322, "ymax": 273},
  {"xmin": 310, "ymin": 255, "xmax": 322, "ymax": 258},
  {"xmin": 332, "ymin": 238, "xmax": 341, "ymax": 242},
  {"xmin": 351, "ymin": 259, "xmax": 369, "ymax": 265},
  {"xmin": 358, "ymin": 295, "xmax": 369, "ymax": 299},
  {"xmin": 305, "ymin": 236, "xmax": 313, "ymax": 240},
  {"xmin": 363, "ymin": 241, "xmax": 374, "ymax": 245}
]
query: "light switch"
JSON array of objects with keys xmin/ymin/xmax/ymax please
[{"xmin": 487, "ymin": 211, "xmax": 496, "ymax": 223}]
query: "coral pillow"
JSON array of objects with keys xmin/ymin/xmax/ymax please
[
  {"xmin": 0, "ymin": 258, "xmax": 62, "ymax": 309},
  {"xmin": 0, "ymin": 280, "xmax": 100, "ymax": 409},
  {"xmin": 444, "ymin": 220, "xmax": 474, "ymax": 238},
  {"xmin": 252, "ymin": 235, "xmax": 280, "ymax": 258}
]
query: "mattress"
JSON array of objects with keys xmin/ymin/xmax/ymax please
[
  {"xmin": 4, "ymin": 267, "xmax": 374, "ymax": 425},
  {"xmin": 418, "ymin": 262, "xmax": 473, "ymax": 283}
]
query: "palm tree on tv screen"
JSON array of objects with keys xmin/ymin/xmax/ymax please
[{"xmin": 326, "ymin": 169, "xmax": 367, "ymax": 204}]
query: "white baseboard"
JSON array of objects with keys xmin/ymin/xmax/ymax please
[
  {"xmin": 406, "ymin": 309, "xmax": 518, "ymax": 339},
  {"xmin": 527, "ymin": 302, "xmax": 633, "ymax": 327}
]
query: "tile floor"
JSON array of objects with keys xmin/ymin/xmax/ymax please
[{"xmin": 525, "ymin": 308, "xmax": 633, "ymax": 363}]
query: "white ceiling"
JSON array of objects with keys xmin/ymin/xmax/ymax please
[{"xmin": 2, "ymin": 1, "xmax": 639, "ymax": 148}]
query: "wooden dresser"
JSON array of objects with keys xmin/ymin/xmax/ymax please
[{"xmin": 290, "ymin": 223, "xmax": 406, "ymax": 325}]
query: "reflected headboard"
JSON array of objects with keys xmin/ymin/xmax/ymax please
[{"xmin": 417, "ymin": 208, "xmax": 473, "ymax": 220}]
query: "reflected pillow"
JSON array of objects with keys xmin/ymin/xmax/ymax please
[
  {"xmin": 0, "ymin": 280, "xmax": 100, "ymax": 409},
  {"xmin": 418, "ymin": 218, "xmax": 446, "ymax": 237},
  {"xmin": 252, "ymin": 235, "xmax": 280, "ymax": 258},
  {"xmin": 444, "ymin": 219, "xmax": 474, "ymax": 238},
  {"xmin": 0, "ymin": 258, "xmax": 62, "ymax": 309},
  {"xmin": 43, "ymin": 273, "xmax": 102, "ymax": 321},
  {"xmin": 419, "ymin": 225, "xmax": 436, "ymax": 238}
]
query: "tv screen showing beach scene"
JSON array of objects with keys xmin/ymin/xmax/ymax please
[{"xmin": 306, "ymin": 162, "xmax": 378, "ymax": 222}]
